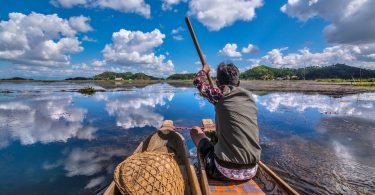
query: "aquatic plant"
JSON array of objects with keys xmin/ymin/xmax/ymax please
[{"xmin": 78, "ymin": 87, "xmax": 96, "ymax": 95}]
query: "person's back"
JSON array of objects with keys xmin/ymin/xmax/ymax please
[
  {"xmin": 190, "ymin": 62, "xmax": 261, "ymax": 181},
  {"xmin": 215, "ymin": 86, "xmax": 261, "ymax": 166}
]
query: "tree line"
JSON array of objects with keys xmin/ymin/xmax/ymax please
[{"xmin": 5, "ymin": 64, "xmax": 373, "ymax": 81}]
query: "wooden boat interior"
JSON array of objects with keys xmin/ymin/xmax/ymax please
[{"xmin": 104, "ymin": 120, "xmax": 201, "ymax": 195}]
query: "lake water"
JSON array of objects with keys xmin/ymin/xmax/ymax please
[{"xmin": 0, "ymin": 82, "xmax": 374, "ymax": 194}]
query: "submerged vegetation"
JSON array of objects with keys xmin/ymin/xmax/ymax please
[{"xmin": 78, "ymin": 87, "xmax": 96, "ymax": 95}]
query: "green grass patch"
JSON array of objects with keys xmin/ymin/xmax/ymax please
[
  {"xmin": 78, "ymin": 87, "xmax": 96, "ymax": 95},
  {"xmin": 316, "ymin": 78, "xmax": 375, "ymax": 84},
  {"xmin": 354, "ymin": 82, "xmax": 375, "ymax": 86}
]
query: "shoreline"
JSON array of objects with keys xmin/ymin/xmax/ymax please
[{"xmin": 1, "ymin": 80, "xmax": 374, "ymax": 95}]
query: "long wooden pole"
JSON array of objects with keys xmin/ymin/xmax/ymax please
[{"xmin": 185, "ymin": 16, "xmax": 215, "ymax": 88}]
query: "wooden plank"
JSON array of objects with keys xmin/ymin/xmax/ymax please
[
  {"xmin": 179, "ymin": 132, "xmax": 202, "ymax": 195},
  {"xmin": 103, "ymin": 182, "xmax": 120, "ymax": 195},
  {"xmin": 208, "ymin": 179, "xmax": 265, "ymax": 195},
  {"xmin": 202, "ymin": 119, "xmax": 215, "ymax": 132},
  {"xmin": 197, "ymin": 135, "xmax": 264, "ymax": 195},
  {"xmin": 258, "ymin": 161, "xmax": 299, "ymax": 195},
  {"xmin": 202, "ymin": 119, "xmax": 217, "ymax": 143},
  {"xmin": 198, "ymin": 153, "xmax": 211, "ymax": 195}
]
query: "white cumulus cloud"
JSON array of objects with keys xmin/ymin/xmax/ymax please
[
  {"xmin": 171, "ymin": 26, "xmax": 185, "ymax": 41},
  {"xmin": 162, "ymin": 0, "xmax": 184, "ymax": 11},
  {"xmin": 259, "ymin": 45, "xmax": 375, "ymax": 69},
  {"xmin": 188, "ymin": 0, "xmax": 263, "ymax": 31},
  {"xmin": 68, "ymin": 15, "xmax": 93, "ymax": 32},
  {"xmin": 0, "ymin": 12, "xmax": 91, "ymax": 67},
  {"xmin": 242, "ymin": 44, "xmax": 259, "ymax": 54},
  {"xmin": 173, "ymin": 35, "xmax": 184, "ymax": 41},
  {"xmin": 51, "ymin": 0, "xmax": 151, "ymax": 18},
  {"xmin": 102, "ymin": 29, "xmax": 174, "ymax": 77},
  {"xmin": 219, "ymin": 43, "xmax": 242, "ymax": 57},
  {"xmin": 279, "ymin": 0, "xmax": 375, "ymax": 69},
  {"xmin": 171, "ymin": 26, "xmax": 185, "ymax": 34},
  {"xmin": 281, "ymin": 0, "xmax": 375, "ymax": 45}
]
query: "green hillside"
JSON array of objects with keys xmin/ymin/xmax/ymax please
[
  {"xmin": 240, "ymin": 64, "xmax": 375, "ymax": 80},
  {"xmin": 1, "ymin": 77, "xmax": 33, "ymax": 81},
  {"xmin": 93, "ymin": 72, "xmax": 160, "ymax": 80}
]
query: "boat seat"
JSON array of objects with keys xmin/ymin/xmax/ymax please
[
  {"xmin": 208, "ymin": 178, "xmax": 265, "ymax": 195},
  {"xmin": 201, "ymin": 119, "xmax": 265, "ymax": 195}
]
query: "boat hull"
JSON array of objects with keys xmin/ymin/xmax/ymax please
[
  {"xmin": 103, "ymin": 119, "xmax": 299, "ymax": 195},
  {"xmin": 104, "ymin": 121, "xmax": 201, "ymax": 195}
]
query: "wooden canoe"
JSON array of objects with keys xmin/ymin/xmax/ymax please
[
  {"xmin": 103, "ymin": 120, "xmax": 202, "ymax": 195},
  {"xmin": 199, "ymin": 119, "xmax": 299, "ymax": 195},
  {"xmin": 104, "ymin": 119, "xmax": 299, "ymax": 195}
]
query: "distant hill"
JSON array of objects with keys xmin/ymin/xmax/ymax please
[
  {"xmin": 240, "ymin": 64, "xmax": 375, "ymax": 80},
  {"xmin": 1, "ymin": 77, "xmax": 33, "ymax": 80},
  {"xmin": 93, "ymin": 72, "xmax": 161, "ymax": 80},
  {"xmin": 132, "ymin": 73, "xmax": 160, "ymax": 80},
  {"xmin": 4, "ymin": 64, "xmax": 374, "ymax": 81},
  {"xmin": 65, "ymin": 77, "xmax": 92, "ymax": 80},
  {"xmin": 167, "ymin": 73, "xmax": 196, "ymax": 80}
]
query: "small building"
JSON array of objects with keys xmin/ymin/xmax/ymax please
[
  {"xmin": 291, "ymin": 76, "xmax": 299, "ymax": 80},
  {"xmin": 261, "ymin": 74, "xmax": 273, "ymax": 80},
  {"xmin": 115, "ymin": 77, "xmax": 124, "ymax": 81}
]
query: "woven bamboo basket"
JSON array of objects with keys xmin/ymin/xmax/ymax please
[{"xmin": 114, "ymin": 152, "xmax": 184, "ymax": 195}]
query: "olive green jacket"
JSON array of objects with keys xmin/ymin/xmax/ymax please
[{"xmin": 214, "ymin": 86, "xmax": 261, "ymax": 167}]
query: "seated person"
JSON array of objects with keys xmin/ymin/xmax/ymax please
[{"xmin": 191, "ymin": 62, "xmax": 261, "ymax": 181}]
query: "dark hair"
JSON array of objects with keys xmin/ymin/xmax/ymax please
[{"xmin": 216, "ymin": 62, "xmax": 240, "ymax": 86}]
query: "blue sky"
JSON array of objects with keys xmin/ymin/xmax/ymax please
[{"xmin": 0, "ymin": 0, "xmax": 374, "ymax": 79}]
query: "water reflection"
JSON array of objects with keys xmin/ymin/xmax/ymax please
[
  {"xmin": 42, "ymin": 147, "xmax": 127, "ymax": 189},
  {"xmin": 44, "ymin": 147, "xmax": 125, "ymax": 177},
  {"xmin": 0, "ymin": 83, "xmax": 374, "ymax": 194},
  {"xmin": 256, "ymin": 92, "xmax": 375, "ymax": 194},
  {"xmin": 0, "ymin": 94, "xmax": 97, "ymax": 148},
  {"xmin": 259, "ymin": 93, "xmax": 375, "ymax": 120},
  {"xmin": 96, "ymin": 84, "xmax": 175, "ymax": 129}
]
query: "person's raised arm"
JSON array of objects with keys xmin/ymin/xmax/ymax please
[{"xmin": 194, "ymin": 64, "xmax": 223, "ymax": 104}]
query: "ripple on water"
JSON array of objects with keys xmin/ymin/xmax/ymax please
[{"xmin": 262, "ymin": 116, "xmax": 375, "ymax": 195}]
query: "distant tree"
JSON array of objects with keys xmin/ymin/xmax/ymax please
[
  {"xmin": 167, "ymin": 73, "xmax": 196, "ymax": 80},
  {"xmin": 240, "ymin": 64, "xmax": 375, "ymax": 80},
  {"xmin": 240, "ymin": 65, "xmax": 275, "ymax": 79},
  {"xmin": 93, "ymin": 71, "xmax": 160, "ymax": 80},
  {"xmin": 1, "ymin": 77, "xmax": 33, "ymax": 80},
  {"xmin": 65, "ymin": 77, "xmax": 92, "ymax": 80}
]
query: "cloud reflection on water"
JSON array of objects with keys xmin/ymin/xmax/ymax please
[
  {"xmin": 257, "ymin": 92, "xmax": 375, "ymax": 194},
  {"xmin": 0, "ymin": 95, "xmax": 97, "ymax": 148},
  {"xmin": 95, "ymin": 83, "xmax": 175, "ymax": 129},
  {"xmin": 258, "ymin": 93, "xmax": 375, "ymax": 120},
  {"xmin": 61, "ymin": 147, "xmax": 126, "ymax": 177},
  {"xmin": 43, "ymin": 147, "xmax": 127, "ymax": 189}
]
